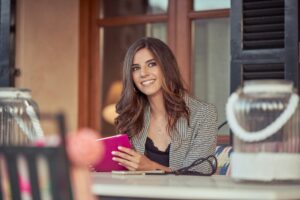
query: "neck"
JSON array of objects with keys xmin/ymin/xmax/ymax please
[{"xmin": 148, "ymin": 91, "xmax": 166, "ymax": 118}]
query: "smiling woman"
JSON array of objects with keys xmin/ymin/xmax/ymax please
[
  {"xmin": 131, "ymin": 49, "xmax": 164, "ymax": 97},
  {"xmin": 114, "ymin": 37, "xmax": 218, "ymax": 173}
]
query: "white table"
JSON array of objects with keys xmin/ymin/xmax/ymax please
[{"xmin": 91, "ymin": 172, "xmax": 300, "ymax": 200}]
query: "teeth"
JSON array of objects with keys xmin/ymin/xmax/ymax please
[{"xmin": 141, "ymin": 80, "xmax": 154, "ymax": 86}]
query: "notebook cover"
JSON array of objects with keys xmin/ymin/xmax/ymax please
[{"xmin": 93, "ymin": 134, "xmax": 131, "ymax": 172}]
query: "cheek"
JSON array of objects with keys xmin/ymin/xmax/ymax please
[
  {"xmin": 157, "ymin": 79, "xmax": 163, "ymax": 89},
  {"xmin": 156, "ymin": 70, "xmax": 164, "ymax": 83}
]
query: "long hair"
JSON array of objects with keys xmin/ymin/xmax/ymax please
[{"xmin": 115, "ymin": 37, "xmax": 189, "ymax": 137}]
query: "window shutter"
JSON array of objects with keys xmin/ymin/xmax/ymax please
[
  {"xmin": 0, "ymin": 0, "xmax": 17, "ymax": 86},
  {"xmin": 230, "ymin": 0, "xmax": 299, "ymax": 92}
]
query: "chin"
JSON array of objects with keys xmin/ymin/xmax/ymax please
[
  {"xmin": 143, "ymin": 90, "xmax": 162, "ymax": 97},
  {"xmin": 141, "ymin": 91, "xmax": 156, "ymax": 96},
  {"xmin": 137, "ymin": 85, "xmax": 162, "ymax": 97}
]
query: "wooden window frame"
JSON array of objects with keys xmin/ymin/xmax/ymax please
[{"xmin": 79, "ymin": 0, "xmax": 230, "ymax": 144}]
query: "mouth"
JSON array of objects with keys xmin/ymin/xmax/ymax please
[{"xmin": 141, "ymin": 79, "xmax": 155, "ymax": 86}]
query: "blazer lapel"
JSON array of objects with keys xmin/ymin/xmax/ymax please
[
  {"xmin": 171, "ymin": 95, "xmax": 190, "ymax": 145},
  {"xmin": 170, "ymin": 95, "xmax": 190, "ymax": 170}
]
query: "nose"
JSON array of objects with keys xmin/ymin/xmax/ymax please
[{"xmin": 140, "ymin": 66, "xmax": 149, "ymax": 77}]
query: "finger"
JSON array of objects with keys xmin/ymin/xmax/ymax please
[
  {"xmin": 113, "ymin": 156, "xmax": 138, "ymax": 169},
  {"xmin": 112, "ymin": 151, "xmax": 134, "ymax": 162},
  {"xmin": 118, "ymin": 146, "xmax": 137, "ymax": 156},
  {"xmin": 118, "ymin": 162, "xmax": 135, "ymax": 171}
]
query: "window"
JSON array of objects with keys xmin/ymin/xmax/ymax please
[
  {"xmin": 192, "ymin": 17, "xmax": 230, "ymax": 137},
  {"xmin": 79, "ymin": 0, "xmax": 230, "ymax": 144}
]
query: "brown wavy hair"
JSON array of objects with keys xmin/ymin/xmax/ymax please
[{"xmin": 115, "ymin": 37, "xmax": 189, "ymax": 137}]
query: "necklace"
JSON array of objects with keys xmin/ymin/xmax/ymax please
[
  {"xmin": 150, "ymin": 112, "xmax": 168, "ymax": 135},
  {"xmin": 155, "ymin": 127, "xmax": 164, "ymax": 135}
]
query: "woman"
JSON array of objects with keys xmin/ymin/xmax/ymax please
[{"xmin": 113, "ymin": 37, "xmax": 217, "ymax": 173}]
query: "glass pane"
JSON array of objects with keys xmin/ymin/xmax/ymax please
[
  {"xmin": 192, "ymin": 18, "xmax": 230, "ymax": 135},
  {"xmin": 193, "ymin": 0, "xmax": 230, "ymax": 11},
  {"xmin": 100, "ymin": 23, "xmax": 167, "ymax": 136},
  {"xmin": 100, "ymin": 0, "xmax": 168, "ymax": 18}
]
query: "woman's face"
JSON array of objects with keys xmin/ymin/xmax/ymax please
[{"xmin": 131, "ymin": 48, "xmax": 163, "ymax": 97}]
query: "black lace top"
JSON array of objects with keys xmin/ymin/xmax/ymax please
[{"xmin": 145, "ymin": 137, "xmax": 170, "ymax": 167}]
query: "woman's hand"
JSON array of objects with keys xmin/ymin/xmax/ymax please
[
  {"xmin": 112, "ymin": 146, "xmax": 170, "ymax": 172},
  {"xmin": 112, "ymin": 146, "xmax": 154, "ymax": 171}
]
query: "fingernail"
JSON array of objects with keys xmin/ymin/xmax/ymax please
[
  {"xmin": 112, "ymin": 157, "xmax": 116, "ymax": 161},
  {"xmin": 118, "ymin": 146, "xmax": 122, "ymax": 150},
  {"xmin": 111, "ymin": 151, "xmax": 116, "ymax": 155}
]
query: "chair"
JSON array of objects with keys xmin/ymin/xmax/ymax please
[
  {"xmin": 0, "ymin": 113, "xmax": 73, "ymax": 200},
  {"xmin": 215, "ymin": 121, "xmax": 233, "ymax": 175},
  {"xmin": 215, "ymin": 145, "xmax": 233, "ymax": 175}
]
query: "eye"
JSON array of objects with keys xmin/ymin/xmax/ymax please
[
  {"xmin": 131, "ymin": 65, "xmax": 140, "ymax": 71},
  {"xmin": 148, "ymin": 61, "xmax": 157, "ymax": 68}
]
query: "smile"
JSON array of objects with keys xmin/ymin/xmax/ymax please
[{"xmin": 141, "ymin": 80, "xmax": 155, "ymax": 86}]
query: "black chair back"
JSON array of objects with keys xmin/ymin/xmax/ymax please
[{"xmin": 0, "ymin": 113, "xmax": 73, "ymax": 200}]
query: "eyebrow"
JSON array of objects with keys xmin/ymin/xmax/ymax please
[
  {"xmin": 145, "ymin": 58, "xmax": 156, "ymax": 64},
  {"xmin": 131, "ymin": 59, "xmax": 156, "ymax": 67}
]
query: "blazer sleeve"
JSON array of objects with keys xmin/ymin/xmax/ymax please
[{"xmin": 183, "ymin": 103, "xmax": 217, "ymax": 173}]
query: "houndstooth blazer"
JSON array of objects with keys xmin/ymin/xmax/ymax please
[{"xmin": 130, "ymin": 95, "xmax": 217, "ymax": 173}]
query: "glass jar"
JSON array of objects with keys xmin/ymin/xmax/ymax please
[
  {"xmin": 0, "ymin": 88, "xmax": 44, "ymax": 145},
  {"xmin": 226, "ymin": 80, "xmax": 300, "ymax": 181}
]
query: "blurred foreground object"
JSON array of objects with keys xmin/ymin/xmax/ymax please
[
  {"xmin": 67, "ymin": 128, "xmax": 104, "ymax": 166},
  {"xmin": 0, "ymin": 88, "xmax": 44, "ymax": 145},
  {"xmin": 67, "ymin": 128, "xmax": 103, "ymax": 200},
  {"xmin": 227, "ymin": 80, "xmax": 300, "ymax": 181},
  {"xmin": 0, "ymin": 113, "xmax": 97, "ymax": 200}
]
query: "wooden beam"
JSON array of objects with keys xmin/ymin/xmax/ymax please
[
  {"xmin": 188, "ymin": 9, "xmax": 230, "ymax": 20},
  {"xmin": 78, "ymin": 0, "xmax": 101, "ymax": 131},
  {"xmin": 167, "ymin": 0, "xmax": 177, "ymax": 53},
  {"xmin": 217, "ymin": 135, "xmax": 230, "ymax": 146},
  {"xmin": 78, "ymin": 0, "xmax": 91, "ymax": 128},
  {"xmin": 89, "ymin": 0, "xmax": 101, "ymax": 131},
  {"xmin": 97, "ymin": 14, "xmax": 167, "ymax": 27},
  {"xmin": 176, "ymin": 0, "xmax": 192, "ymax": 91}
]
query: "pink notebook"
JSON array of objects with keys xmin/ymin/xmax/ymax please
[{"xmin": 92, "ymin": 134, "xmax": 131, "ymax": 172}]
